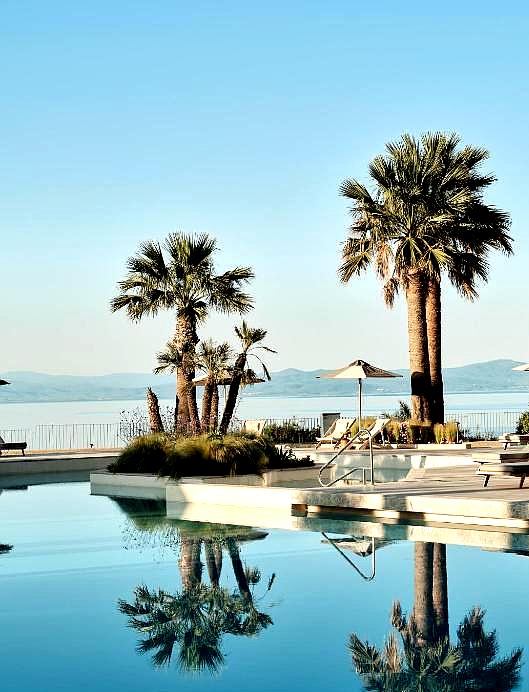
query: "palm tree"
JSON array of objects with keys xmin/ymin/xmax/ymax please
[
  {"xmin": 219, "ymin": 322, "xmax": 276, "ymax": 434},
  {"xmin": 349, "ymin": 602, "xmax": 521, "ymax": 691},
  {"xmin": 195, "ymin": 339, "xmax": 232, "ymax": 432},
  {"xmin": 154, "ymin": 341, "xmax": 182, "ymax": 430},
  {"xmin": 111, "ymin": 232, "xmax": 254, "ymax": 433},
  {"xmin": 340, "ymin": 133, "xmax": 512, "ymax": 423},
  {"xmin": 146, "ymin": 387, "xmax": 164, "ymax": 433}
]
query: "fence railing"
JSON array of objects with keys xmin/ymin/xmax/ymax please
[
  {"xmin": 445, "ymin": 410, "xmax": 522, "ymax": 440},
  {"xmin": 0, "ymin": 410, "xmax": 525, "ymax": 451}
]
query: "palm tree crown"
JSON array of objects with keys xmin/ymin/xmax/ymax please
[
  {"xmin": 111, "ymin": 232, "xmax": 254, "ymax": 431},
  {"xmin": 339, "ymin": 132, "xmax": 512, "ymax": 422}
]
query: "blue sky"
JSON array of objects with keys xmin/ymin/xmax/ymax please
[{"xmin": 1, "ymin": 1, "xmax": 529, "ymax": 374}]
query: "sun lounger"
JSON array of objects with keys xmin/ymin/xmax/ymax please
[
  {"xmin": 0, "ymin": 435, "xmax": 27, "ymax": 456},
  {"xmin": 472, "ymin": 449, "xmax": 529, "ymax": 463},
  {"xmin": 315, "ymin": 417, "xmax": 356, "ymax": 449},
  {"xmin": 242, "ymin": 420, "xmax": 266, "ymax": 435},
  {"xmin": 347, "ymin": 417, "xmax": 390, "ymax": 450},
  {"xmin": 476, "ymin": 461, "xmax": 529, "ymax": 488},
  {"xmin": 498, "ymin": 433, "xmax": 529, "ymax": 449}
]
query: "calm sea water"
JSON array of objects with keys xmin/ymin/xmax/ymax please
[
  {"xmin": 1, "ymin": 391, "xmax": 528, "ymax": 428},
  {"xmin": 0, "ymin": 480, "xmax": 527, "ymax": 691}
]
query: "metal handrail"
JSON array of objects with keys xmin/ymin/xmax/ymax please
[
  {"xmin": 322, "ymin": 532, "xmax": 376, "ymax": 581},
  {"xmin": 318, "ymin": 427, "xmax": 375, "ymax": 487}
]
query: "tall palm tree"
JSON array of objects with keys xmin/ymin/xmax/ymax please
[
  {"xmin": 111, "ymin": 232, "xmax": 254, "ymax": 432},
  {"xmin": 219, "ymin": 322, "xmax": 276, "ymax": 434},
  {"xmin": 195, "ymin": 339, "xmax": 232, "ymax": 432},
  {"xmin": 340, "ymin": 133, "xmax": 512, "ymax": 423}
]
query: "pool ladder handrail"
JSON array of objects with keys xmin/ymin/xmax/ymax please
[
  {"xmin": 322, "ymin": 532, "xmax": 376, "ymax": 581},
  {"xmin": 318, "ymin": 427, "xmax": 375, "ymax": 487}
]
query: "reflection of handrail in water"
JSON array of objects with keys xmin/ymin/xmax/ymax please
[
  {"xmin": 322, "ymin": 532, "xmax": 376, "ymax": 581},
  {"xmin": 318, "ymin": 428, "xmax": 375, "ymax": 487}
]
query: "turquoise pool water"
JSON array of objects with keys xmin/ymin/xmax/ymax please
[{"xmin": 1, "ymin": 480, "xmax": 527, "ymax": 691}]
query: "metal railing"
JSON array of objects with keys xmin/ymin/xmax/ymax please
[
  {"xmin": 445, "ymin": 410, "xmax": 522, "ymax": 439},
  {"xmin": 0, "ymin": 408, "xmax": 526, "ymax": 451},
  {"xmin": 318, "ymin": 428, "xmax": 375, "ymax": 487}
]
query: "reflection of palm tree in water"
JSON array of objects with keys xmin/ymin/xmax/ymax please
[
  {"xmin": 119, "ymin": 532, "xmax": 274, "ymax": 674},
  {"xmin": 350, "ymin": 541, "xmax": 522, "ymax": 690}
]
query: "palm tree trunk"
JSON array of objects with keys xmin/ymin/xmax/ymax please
[
  {"xmin": 426, "ymin": 276, "xmax": 444, "ymax": 424},
  {"xmin": 405, "ymin": 271, "xmax": 432, "ymax": 422},
  {"xmin": 179, "ymin": 537, "xmax": 203, "ymax": 589},
  {"xmin": 213, "ymin": 541, "xmax": 222, "ymax": 577},
  {"xmin": 201, "ymin": 379, "xmax": 214, "ymax": 432},
  {"xmin": 412, "ymin": 542, "xmax": 434, "ymax": 645},
  {"xmin": 219, "ymin": 355, "xmax": 245, "ymax": 435},
  {"xmin": 432, "ymin": 542, "xmax": 449, "ymax": 640},
  {"xmin": 175, "ymin": 315, "xmax": 200, "ymax": 435},
  {"xmin": 210, "ymin": 385, "xmax": 219, "ymax": 432},
  {"xmin": 205, "ymin": 540, "xmax": 220, "ymax": 587},
  {"xmin": 146, "ymin": 387, "xmax": 164, "ymax": 433},
  {"xmin": 226, "ymin": 537, "xmax": 252, "ymax": 602}
]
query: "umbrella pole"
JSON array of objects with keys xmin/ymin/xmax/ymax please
[{"xmin": 358, "ymin": 378, "xmax": 362, "ymax": 431}]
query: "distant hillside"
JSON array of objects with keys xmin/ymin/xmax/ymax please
[{"xmin": 0, "ymin": 359, "xmax": 528, "ymax": 404}]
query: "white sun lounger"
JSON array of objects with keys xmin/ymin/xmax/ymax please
[
  {"xmin": 242, "ymin": 419, "xmax": 266, "ymax": 435},
  {"xmin": 316, "ymin": 417, "xmax": 357, "ymax": 449},
  {"xmin": 347, "ymin": 417, "xmax": 390, "ymax": 450}
]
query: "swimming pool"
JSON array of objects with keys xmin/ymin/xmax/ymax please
[{"xmin": 0, "ymin": 478, "xmax": 526, "ymax": 691}]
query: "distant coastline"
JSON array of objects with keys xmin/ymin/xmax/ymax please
[{"xmin": 1, "ymin": 358, "xmax": 528, "ymax": 405}]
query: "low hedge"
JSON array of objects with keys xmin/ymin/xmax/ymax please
[{"xmin": 109, "ymin": 432, "xmax": 313, "ymax": 479}]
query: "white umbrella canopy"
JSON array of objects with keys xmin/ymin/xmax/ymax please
[
  {"xmin": 318, "ymin": 359, "xmax": 402, "ymax": 429},
  {"xmin": 513, "ymin": 363, "xmax": 529, "ymax": 372},
  {"xmin": 192, "ymin": 371, "xmax": 265, "ymax": 387}
]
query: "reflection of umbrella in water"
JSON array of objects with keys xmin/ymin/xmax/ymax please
[{"xmin": 317, "ymin": 359, "xmax": 402, "ymax": 429}]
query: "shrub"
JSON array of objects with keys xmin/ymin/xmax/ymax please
[
  {"xmin": 443, "ymin": 421, "xmax": 459, "ymax": 443},
  {"xmin": 265, "ymin": 444, "xmax": 314, "ymax": 469},
  {"xmin": 516, "ymin": 409, "xmax": 529, "ymax": 435},
  {"xmin": 110, "ymin": 432, "xmax": 313, "ymax": 479},
  {"xmin": 108, "ymin": 434, "xmax": 172, "ymax": 474},
  {"xmin": 407, "ymin": 421, "xmax": 433, "ymax": 444},
  {"xmin": 433, "ymin": 423, "xmax": 444, "ymax": 444},
  {"xmin": 262, "ymin": 422, "xmax": 319, "ymax": 444}
]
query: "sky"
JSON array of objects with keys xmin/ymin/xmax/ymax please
[{"xmin": 1, "ymin": 1, "xmax": 529, "ymax": 375}]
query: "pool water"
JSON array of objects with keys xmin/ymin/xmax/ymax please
[{"xmin": 1, "ymin": 480, "xmax": 527, "ymax": 691}]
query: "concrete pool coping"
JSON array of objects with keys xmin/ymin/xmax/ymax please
[{"xmin": 90, "ymin": 466, "xmax": 529, "ymax": 531}]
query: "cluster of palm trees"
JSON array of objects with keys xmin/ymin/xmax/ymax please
[
  {"xmin": 111, "ymin": 233, "xmax": 275, "ymax": 435},
  {"xmin": 340, "ymin": 132, "xmax": 513, "ymax": 424}
]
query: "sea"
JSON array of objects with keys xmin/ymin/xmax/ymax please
[{"xmin": 1, "ymin": 391, "xmax": 528, "ymax": 428}]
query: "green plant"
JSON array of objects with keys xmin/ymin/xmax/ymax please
[
  {"xmin": 444, "ymin": 420, "xmax": 459, "ymax": 443},
  {"xmin": 262, "ymin": 422, "xmax": 319, "ymax": 444},
  {"xmin": 516, "ymin": 409, "xmax": 529, "ymax": 435},
  {"xmin": 265, "ymin": 445, "xmax": 314, "ymax": 470},
  {"xmin": 407, "ymin": 421, "xmax": 433, "ymax": 444},
  {"xmin": 433, "ymin": 422, "xmax": 445, "ymax": 444},
  {"xmin": 109, "ymin": 432, "xmax": 313, "ymax": 480},
  {"xmin": 108, "ymin": 434, "xmax": 172, "ymax": 474}
]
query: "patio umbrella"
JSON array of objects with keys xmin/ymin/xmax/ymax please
[
  {"xmin": 192, "ymin": 371, "xmax": 265, "ymax": 387},
  {"xmin": 513, "ymin": 363, "xmax": 529, "ymax": 372},
  {"xmin": 317, "ymin": 359, "xmax": 402, "ymax": 430}
]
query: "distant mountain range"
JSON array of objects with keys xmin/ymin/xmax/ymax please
[{"xmin": 0, "ymin": 359, "xmax": 528, "ymax": 404}]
